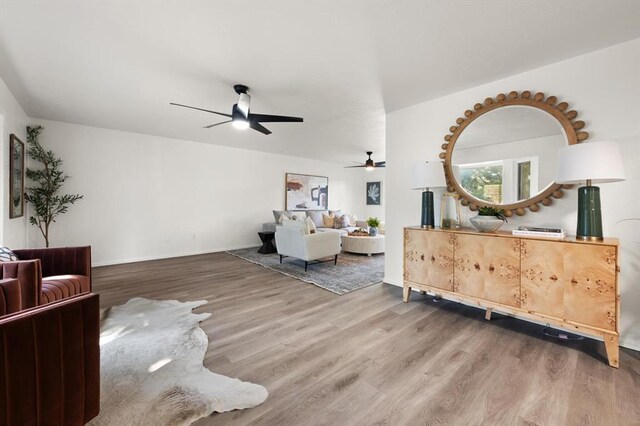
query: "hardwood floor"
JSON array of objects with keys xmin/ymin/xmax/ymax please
[{"xmin": 93, "ymin": 252, "xmax": 640, "ymax": 426}]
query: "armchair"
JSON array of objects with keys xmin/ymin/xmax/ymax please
[
  {"xmin": 1, "ymin": 246, "xmax": 92, "ymax": 307},
  {"xmin": 0, "ymin": 293, "xmax": 100, "ymax": 425},
  {"xmin": 275, "ymin": 222, "xmax": 341, "ymax": 271}
]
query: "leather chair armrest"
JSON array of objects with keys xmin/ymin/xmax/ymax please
[
  {"xmin": 0, "ymin": 278, "xmax": 22, "ymax": 317},
  {"xmin": 0, "ymin": 293, "xmax": 100, "ymax": 425},
  {"xmin": 13, "ymin": 246, "xmax": 92, "ymax": 289},
  {"xmin": 1, "ymin": 260, "xmax": 42, "ymax": 308}
]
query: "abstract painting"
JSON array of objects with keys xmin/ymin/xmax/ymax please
[
  {"xmin": 9, "ymin": 134, "xmax": 24, "ymax": 218},
  {"xmin": 366, "ymin": 181, "xmax": 381, "ymax": 206},
  {"xmin": 285, "ymin": 173, "xmax": 328, "ymax": 210}
]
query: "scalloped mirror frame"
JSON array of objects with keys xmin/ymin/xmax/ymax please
[{"xmin": 440, "ymin": 90, "xmax": 587, "ymax": 217}]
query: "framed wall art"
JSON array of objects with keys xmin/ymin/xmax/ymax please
[
  {"xmin": 366, "ymin": 181, "xmax": 381, "ymax": 206},
  {"xmin": 9, "ymin": 134, "xmax": 25, "ymax": 218},
  {"xmin": 285, "ymin": 173, "xmax": 328, "ymax": 210}
]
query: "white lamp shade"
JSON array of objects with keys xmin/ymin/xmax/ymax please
[
  {"xmin": 556, "ymin": 141, "xmax": 625, "ymax": 184},
  {"xmin": 412, "ymin": 161, "xmax": 447, "ymax": 190}
]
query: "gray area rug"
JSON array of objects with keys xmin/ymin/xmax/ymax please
[{"xmin": 226, "ymin": 248, "xmax": 384, "ymax": 295}]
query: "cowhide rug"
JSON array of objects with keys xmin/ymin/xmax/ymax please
[{"xmin": 90, "ymin": 298, "xmax": 268, "ymax": 426}]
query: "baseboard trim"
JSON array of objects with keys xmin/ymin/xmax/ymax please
[{"xmin": 91, "ymin": 245, "xmax": 258, "ymax": 267}]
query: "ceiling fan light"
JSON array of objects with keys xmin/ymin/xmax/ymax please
[
  {"xmin": 232, "ymin": 119, "xmax": 249, "ymax": 130},
  {"xmin": 366, "ymin": 165, "xmax": 374, "ymax": 171}
]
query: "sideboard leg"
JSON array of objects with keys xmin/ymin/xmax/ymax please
[
  {"xmin": 604, "ymin": 335, "xmax": 620, "ymax": 368},
  {"xmin": 485, "ymin": 308, "xmax": 493, "ymax": 321},
  {"xmin": 403, "ymin": 285, "xmax": 411, "ymax": 303}
]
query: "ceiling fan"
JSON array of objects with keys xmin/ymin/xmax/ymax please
[
  {"xmin": 170, "ymin": 84, "xmax": 303, "ymax": 135},
  {"xmin": 345, "ymin": 151, "xmax": 386, "ymax": 170}
]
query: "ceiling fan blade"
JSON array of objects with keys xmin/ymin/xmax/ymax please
[
  {"xmin": 249, "ymin": 120, "xmax": 272, "ymax": 135},
  {"xmin": 344, "ymin": 165, "xmax": 366, "ymax": 168},
  {"xmin": 375, "ymin": 161, "xmax": 386, "ymax": 167},
  {"xmin": 249, "ymin": 113, "xmax": 303, "ymax": 123},
  {"xmin": 170, "ymin": 103, "xmax": 232, "ymax": 118},
  {"xmin": 203, "ymin": 120, "xmax": 232, "ymax": 129}
]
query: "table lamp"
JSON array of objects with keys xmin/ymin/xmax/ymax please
[
  {"xmin": 412, "ymin": 161, "xmax": 447, "ymax": 229},
  {"xmin": 556, "ymin": 141, "xmax": 625, "ymax": 240}
]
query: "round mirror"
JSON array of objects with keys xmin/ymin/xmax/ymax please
[
  {"xmin": 451, "ymin": 106, "xmax": 565, "ymax": 205},
  {"xmin": 441, "ymin": 91, "xmax": 588, "ymax": 216}
]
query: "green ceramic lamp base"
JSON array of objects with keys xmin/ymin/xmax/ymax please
[
  {"xmin": 421, "ymin": 190, "xmax": 435, "ymax": 229},
  {"xmin": 576, "ymin": 185, "xmax": 603, "ymax": 241}
]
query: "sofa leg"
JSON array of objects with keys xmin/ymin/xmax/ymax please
[
  {"xmin": 334, "ymin": 254, "xmax": 338, "ymax": 265},
  {"xmin": 305, "ymin": 261, "xmax": 308, "ymax": 272},
  {"xmin": 280, "ymin": 255, "xmax": 283, "ymax": 264}
]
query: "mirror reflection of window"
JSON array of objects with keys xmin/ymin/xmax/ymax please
[
  {"xmin": 451, "ymin": 105, "xmax": 566, "ymax": 205},
  {"xmin": 518, "ymin": 161, "xmax": 531, "ymax": 200},
  {"xmin": 459, "ymin": 161, "xmax": 503, "ymax": 204}
]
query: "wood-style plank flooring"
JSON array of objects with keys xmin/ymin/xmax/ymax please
[{"xmin": 93, "ymin": 252, "xmax": 640, "ymax": 426}]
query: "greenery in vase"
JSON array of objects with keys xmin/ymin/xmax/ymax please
[
  {"xmin": 24, "ymin": 125, "xmax": 83, "ymax": 247},
  {"xmin": 366, "ymin": 217, "xmax": 380, "ymax": 228},
  {"xmin": 477, "ymin": 206, "xmax": 507, "ymax": 222}
]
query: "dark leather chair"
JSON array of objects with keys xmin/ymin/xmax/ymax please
[
  {"xmin": 0, "ymin": 292, "xmax": 100, "ymax": 425},
  {"xmin": 1, "ymin": 246, "xmax": 91, "ymax": 307}
]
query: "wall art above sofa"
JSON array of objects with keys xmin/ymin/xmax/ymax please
[{"xmin": 285, "ymin": 173, "xmax": 328, "ymax": 210}]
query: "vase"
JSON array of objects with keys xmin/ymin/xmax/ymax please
[
  {"xmin": 469, "ymin": 216, "xmax": 504, "ymax": 233},
  {"xmin": 368, "ymin": 227, "xmax": 378, "ymax": 237}
]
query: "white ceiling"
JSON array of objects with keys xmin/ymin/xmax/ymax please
[{"xmin": 0, "ymin": 1, "xmax": 638, "ymax": 165}]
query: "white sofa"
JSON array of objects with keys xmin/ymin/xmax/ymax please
[
  {"xmin": 275, "ymin": 220, "xmax": 341, "ymax": 271},
  {"xmin": 264, "ymin": 210, "xmax": 383, "ymax": 236}
]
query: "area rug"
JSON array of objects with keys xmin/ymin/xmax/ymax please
[
  {"xmin": 226, "ymin": 247, "xmax": 384, "ymax": 295},
  {"xmin": 90, "ymin": 298, "xmax": 268, "ymax": 426}
]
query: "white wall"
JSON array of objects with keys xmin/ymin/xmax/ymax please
[
  {"xmin": 385, "ymin": 39, "xmax": 640, "ymax": 350},
  {"xmin": 0, "ymin": 75, "xmax": 29, "ymax": 247},
  {"xmin": 29, "ymin": 119, "xmax": 362, "ymax": 266}
]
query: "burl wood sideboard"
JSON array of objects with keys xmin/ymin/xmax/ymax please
[{"xmin": 403, "ymin": 227, "xmax": 620, "ymax": 367}]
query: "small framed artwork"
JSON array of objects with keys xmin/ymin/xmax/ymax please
[
  {"xmin": 366, "ymin": 181, "xmax": 381, "ymax": 206},
  {"xmin": 285, "ymin": 173, "xmax": 329, "ymax": 210},
  {"xmin": 9, "ymin": 134, "xmax": 25, "ymax": 218}
]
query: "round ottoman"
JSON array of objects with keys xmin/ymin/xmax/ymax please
[{"xmin": 341, "ymin": 235, "xmax": 385, "ymax": 256}]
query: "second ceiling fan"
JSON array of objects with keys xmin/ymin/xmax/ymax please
[
  {"xmin": 170, "ymin": 84, "xmax": 303, "ymax": 135},
  {"xmin": 345, "ymin": 151, "xmax": 386, "ymax": 170}
]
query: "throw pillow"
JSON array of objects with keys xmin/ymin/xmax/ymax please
[
  {"xmin": 341, "ymin": 214, "xmax": 352, "ymax": 228},
  {"xmin": 333, "ymin": 215, "xmax": 344, "ymax": 229},
  {"xmin": 273, "ymin": 210, "xmax": 293, "ymax": 224},
  {"xmin": 348, "ymin": 213, "xmax": 357, "ymax": 224},
  {"xmin": 322, "ymin": 213, "xmax": 335, "ymax": 228},
  {"xmin": 0, "ymin": 247, "xmax": 18, "ymax": 262},
  {"xmin": 306, "ymin": 216, "xmax": 317, "ymax": 234},
  {"xmin": 306, "ymin": 211, "xmax": 326, "ymax": 228},
  {"xmin": 329, "ymin": 210, "xmax": 343, "ymax": 218}
]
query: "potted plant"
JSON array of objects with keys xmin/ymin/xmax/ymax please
[
  {"xmin": 367, "ymin": 217, "xmax": 381, "ymax": 236},
  {"xmin": 470, "ymin": 206, "xmax": 507, "ymax": 233}
]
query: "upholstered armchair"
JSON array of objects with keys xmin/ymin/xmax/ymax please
[
  {"xmin": 0, "ymin": 246, "xmax": 92, "ymax": 307},
  {"xmin": 275, "ymin": 221, "xmax": 341, "ymax": 271},
  {"xmin": 0, "ymin": 292, "xmax": 100, "ymax": 425}
]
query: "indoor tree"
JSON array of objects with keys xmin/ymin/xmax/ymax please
[{"xmin": 24, "ymin": 125, "xmax": 83, "ymax": 247}]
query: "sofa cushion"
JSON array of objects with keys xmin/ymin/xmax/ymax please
[
  {"xmin": 306, "ymin": 210, "xmax": 327, "ymax": 228},
  {"xmin": 273, "ymin": 210, "xmax": 293, "ymax": 224},
  {"xmin": 41, "ymin": 275, "xmax": 90, "ymax": 305}
]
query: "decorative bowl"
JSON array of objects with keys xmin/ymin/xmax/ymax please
[{"xmin": 470, "ymin": 215, "xmax": 504, "ymax": 233}]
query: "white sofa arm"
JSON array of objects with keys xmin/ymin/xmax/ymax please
[{"xmin": 302, "ymin": 232, "xmax": 341, "ymax": 261}]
